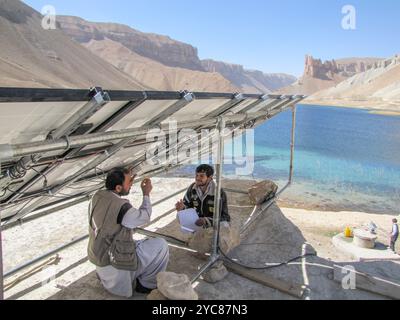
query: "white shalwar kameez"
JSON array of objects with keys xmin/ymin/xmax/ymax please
[{"xmin": 96, "ymin": 195, "xmax": 169, "ymax": 297}]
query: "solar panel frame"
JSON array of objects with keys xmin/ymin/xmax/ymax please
[{"xmin": 0, "ymin": 87, "xmax": 305, "ymax": 223}]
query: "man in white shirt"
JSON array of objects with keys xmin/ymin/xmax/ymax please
[{"xmin": 88, "ymin": 167, "xmax": 169, "ymax": 297}]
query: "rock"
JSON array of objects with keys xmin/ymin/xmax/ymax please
[
  {"xmin": 248, "ymin": 180, "xmax": 278, "ymax": 205},
  {"xmin": 219, "ymin": 224, "xmax": 241, "ymax": 254},
  {"xmin": 157, "ymin": 272, "xmax": 198, "ymax": 300},
  {"xmin": 304, "ymin": 55, "xmax": 379, "ymax": 79},
  {"xmin": 188, "ymin": 223, "xmax": 240, "ymax": 255},
  {"xmin": 203, "ymin": 261, "xmax": 228, "ymax": 283},
  {"xmin": 202, "ymin": 59, "xmax": 296, "ymax": 92},
  {"xmin": 188, "ymin": 228, "xmax": 213, "ymax": 254},
  {"xmin": 147, "ymin": 289, "xmax": 168, "ymax": 300},
  {"xmin": 57, "ymin": 16, "xmax": 205, "ymax": 71}
]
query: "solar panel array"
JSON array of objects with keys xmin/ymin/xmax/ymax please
[{"xmin": 0, "ymin": 87, "xmax": 305, "ymax": 224}]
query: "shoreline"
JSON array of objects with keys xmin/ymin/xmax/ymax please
[
  {"xmin": 167, "ymin": 174, "xmax": 399, "ymax": 215},
  {"xmin": 300, "ymin": 100, "xmax": 400, "ymax": 116}
]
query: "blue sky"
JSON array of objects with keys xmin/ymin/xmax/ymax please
[{"xmin": 23, "ymin": 0, "xmax": 400, "ymax": 77}]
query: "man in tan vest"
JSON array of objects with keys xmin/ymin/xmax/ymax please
[{"xmin": 88, "ymin": 167, "xmax": 169, "ymax": 297}]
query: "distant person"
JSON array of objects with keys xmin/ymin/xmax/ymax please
[
  {"xmin": 175, "ymin": 164, "xmax": 230, "ymax": 229},
  {"xmin": 389, "ymin": 218, "xmax": 399, "ymax": 253},
  {"xmin": 87, "ymin": 167, "xmax": 169, "ymax": 298}
]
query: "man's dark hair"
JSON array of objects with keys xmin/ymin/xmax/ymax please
[
  {"xmin": 393, "ymin": 218, "xmax": 398, "ymax": 223},
  {"xmin": 106, "ymin": 167, "xmax": 131, "ymax": 191},
  {"xmin": 196, "ymin": 164, "xmax": 214, "ymax": 177}
]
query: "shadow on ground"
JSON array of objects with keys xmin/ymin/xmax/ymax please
[{"xmin": 32, "ymin": 180, "xmax": 397, "ymax": 300}]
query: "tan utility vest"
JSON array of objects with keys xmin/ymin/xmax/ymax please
[{"xmin": 87, "ymin": 190, "xmax": 138, "ymax": 271}]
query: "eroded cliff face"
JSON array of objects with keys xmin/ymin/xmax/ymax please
[
  {"xmin": 305, "ymin": 54, "xmax": 400, "ymax": 110},
  {"xmin": 57, "ymin": 15, "xmax": 296, "ymax": 94},
  {"xmin": 58, "ymin": 15, "xmax": 205, "ymax": 71},
  {"xmin": 202, "ymin": 59, "xmax": 296, "ymax": 93},
  {"xmin": 277, "ymin": 55, "xmax": 384, "ymax": 96},
  {"xmin": 304, "ymin": 55, "xmax": 382, "ymax": 80}
]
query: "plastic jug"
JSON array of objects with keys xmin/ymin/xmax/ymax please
[{"xmin": 344, "ymin": 226, "xmax": 353, "ymax": 238}]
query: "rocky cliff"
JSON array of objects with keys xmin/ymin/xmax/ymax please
[
  {"xmin": 305, "ymin": 54, "xmax": 400, "ymax": 110},
  {"xmin": 58, "ymin": 16, "xmax": 296, "ymax": 93},
  {"xmin": 202, "ymin": 59, "xmax": 296, "ymax": 94},
  {"xmin": 57, "ymin": 16, "xmax": 205, "ymax": 71},
  {"xmin": 304, "ymin": 55, "xmax": 381, "ymax": 79},
  {"xmin": 277, "ymin": 55, "xmax": 383, "ymax": 96}
]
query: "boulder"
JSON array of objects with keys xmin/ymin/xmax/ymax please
[
  {"xmin": 203, "ymin": 260, "xmax": 228, "ymax": 283},
  {"xmin": 147, "ymin": 289, "xmax": 168, "ymax": 300},
  {"xmin": 188, "ymin": 223, "xmax": 240, "ymax": 254},
  {"xmin": 248, "ymin": 180, "xmax": 278, "ymax": 205},
  {"xmin": 157, "ymin": 272, "xmax": 198, "ymax": 300}
]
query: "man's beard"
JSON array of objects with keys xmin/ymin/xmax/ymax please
[
  {"xmin": 196, "ymin": 181, "xmax": 208, "ymax": 187},
  {"xmin": 119, "ymin": 188, "xmax": 130, "ymax": 196}
]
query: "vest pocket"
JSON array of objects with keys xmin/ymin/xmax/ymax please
[{"xmin": 109, "ymin": 228, "xmax": 138, "ymax": 271}]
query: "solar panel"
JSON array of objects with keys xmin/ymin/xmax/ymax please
[{"xmin": 0, "ymin": 87, "xmax": 305, "ymax": 224}]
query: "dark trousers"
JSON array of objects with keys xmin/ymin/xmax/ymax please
[{"xmin": 390, "ymin": 235, "xmax": 398, "ymax": 251}]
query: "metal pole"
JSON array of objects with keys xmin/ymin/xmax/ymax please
[
  {"xmin": 289, "ymin": 105, "xmax": 297, "ymax": 184},
  {"xmin": 152, "ymin": 187, "xmax": 187, "ymax": 207},
  {"xmin": 0, "ymin": 110, "xmax": 287, "ymax": 162},
  {"xmin": 212, "ymin": 116, "xmax": 225, "ymax": 257},
  {"xmin": 0, "ymin": 88, "xmax": 110, "ymax": 190},
  {"xmin": 190, "ymin": 117, "xmax": 226, "ymax": 284},
  {"xmin": 0, "ymin": 224, "xmax": 4, "ymax": 300},
  {"xmin": 4, "ymin": 235, "xmax": 88, "ymax": 279},
  {"xmin": 1, "ymin": 195, "xmax": 91, "ymax": 231}
]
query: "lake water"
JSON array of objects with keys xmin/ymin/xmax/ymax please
[{"xmin": 172, "ymin": 105, "xmax": 400, "ymax": 214}]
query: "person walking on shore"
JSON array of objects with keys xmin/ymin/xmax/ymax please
[{"xmin": 389, "ymin": 218, "xmax": 399, "ymax": 253}]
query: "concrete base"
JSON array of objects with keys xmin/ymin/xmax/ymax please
[
  {"xmin": 332, "ymin": 233, "xmax": 400, "ymax": 262},
  {"xmin": 353, "ymin": 229, "xmax": 377, "ymax": 249}
]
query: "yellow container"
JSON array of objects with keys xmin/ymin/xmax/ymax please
[{"xmin": 344, "ymin": 227, "xmax": 353, "ymax": 238}]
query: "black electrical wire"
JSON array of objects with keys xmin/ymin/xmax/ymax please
[
  {"xmin": 30, "ymin": 166, "xmax": 48, "ymax": 188},
  {"xmin": 218, "ymin": 245, "xmax": 317, "ymax": 270}
]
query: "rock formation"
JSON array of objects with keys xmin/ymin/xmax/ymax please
[
  {"xmin": 277, "ymin": 55, "xmax": 383, "ymax": 96},
  {"xmin": 58, "ymin": 15, "xmax": 205, "ymax": 71},
  {"xmin": 202, "ymin": 59, "xmax": 297, "ymax": 93}
]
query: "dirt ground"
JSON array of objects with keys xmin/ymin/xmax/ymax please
[{"xmin": 2, "ymin": 177, "xmax": 399, "ymax": 300}]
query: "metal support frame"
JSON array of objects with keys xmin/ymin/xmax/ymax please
[
  {"xmin": 191, "ymin": 117, "xmax": 225, "ymax": 283},
  {"xmin": 1, "ymin": 100, "xmax": 298, "ymax": 224},
  {"xmin": 240, "ymin": 105, "xmax": 297, "ymax": 234},
  {"xmin": 239, "ymin": 94, "xmax": 276, "ymax": 114},
  {"xmin": 289, "ymin": 105, "xmax": 297, "ymax": 184},
  {"xmin": 0, "ymin": 224, "xmax": 3, "ymax": 300},
  {"xmin": 0, "ymin": 88, "xmax": 110, "ymax": 192},
  {"xmin": 5, "ymin": 97, "xmax": 147, "ymax": 205},
  {"xmin": 4, "ymin": 92, "xmax": 196, "ymax": 224},
  {"xmin": 0, "ymin": 92, "xmax": 301, "ymax": 295},
  {"xmin": 1, "ymin": 186, "xmax": 188, "ymax": 280}
]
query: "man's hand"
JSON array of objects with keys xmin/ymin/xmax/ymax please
[
  {"xmin": 195, "ymin": 218, "xmax": 206, "ymax": 227},
  {"xmin": 141, "ymin": 178, "xmax": 152, "ymax": 196},
  {"xmin": 175, "ymin": 199, "xmax": 185, "ymax": 211}
]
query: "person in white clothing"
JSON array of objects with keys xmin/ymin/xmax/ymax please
[{"xmin": 88, "ymin": 167, "xmax": 169, "ymax": 297}]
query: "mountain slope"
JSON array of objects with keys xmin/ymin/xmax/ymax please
[
  {"xmin": 201, "ymin": 59, "xmax": 296, "ymax": 94},
  {"xmin": 58, "ymin": 15, "xmax": 295, "ymax": 93},
  {"xmin": 57, "ymin": 15, "xmax": 205, "ymax": 71},
  {"xmin": 84, "ymin": 38, "xmax": 238, "ymax": 92},
  {"xmin": 0, "ymin": 0, "xmax": 146, "ymax": 89}
]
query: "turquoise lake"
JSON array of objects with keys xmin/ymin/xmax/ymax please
[{"xmin": 172, "ymin": 105, "xmax": 400, "ymax": 214}]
